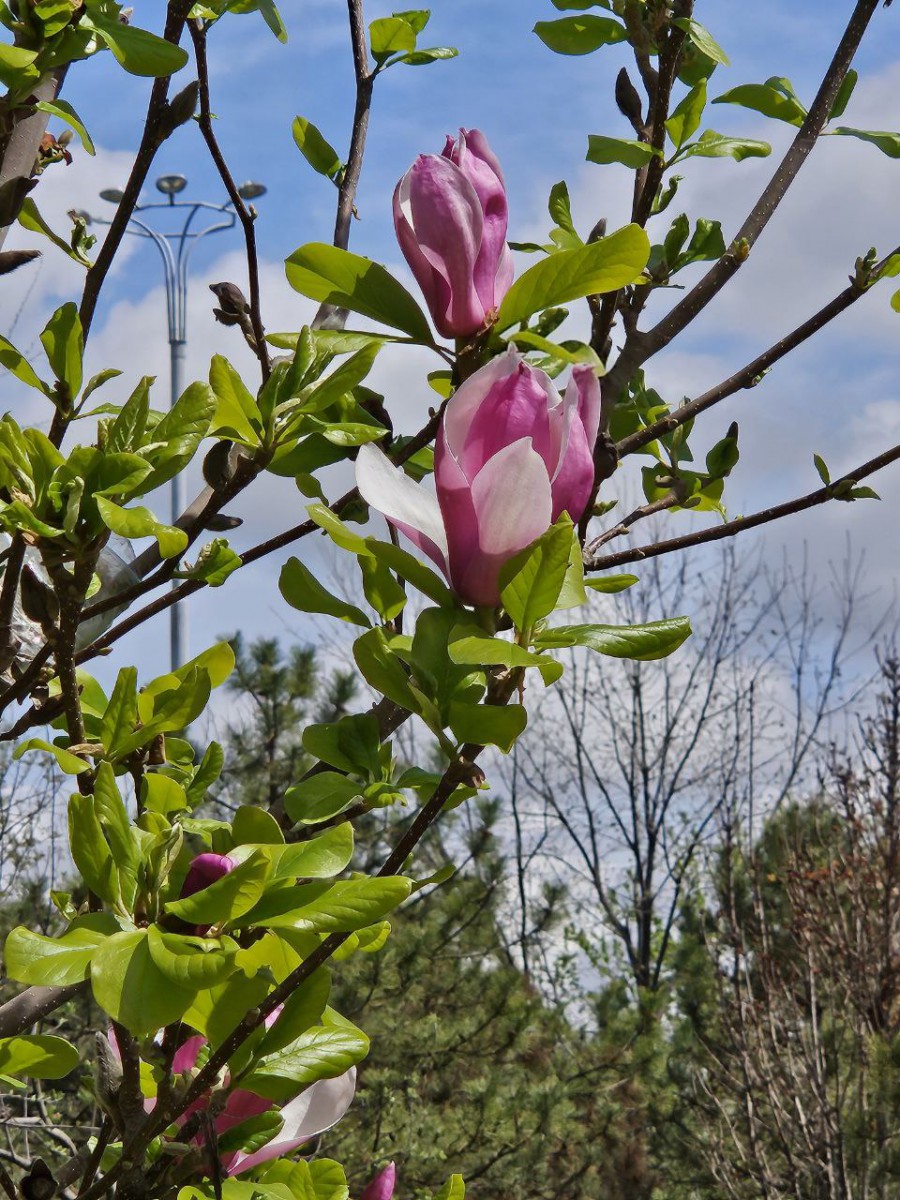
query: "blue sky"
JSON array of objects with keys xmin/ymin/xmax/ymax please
[{"xmin": 3, "ymin": 0, "xmax": 900, "ymax": 684}]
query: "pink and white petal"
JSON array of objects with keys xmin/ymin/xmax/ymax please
[
  {"xmin": 403, "ymin": 155, "xmax": 486, "ymax": 337},
  {"xmin": 460, "ymin": 362, "xmax": 553, "ymax": 483},
  {"xmin": 549, "ymin": 416, "xmax": 595, "ymax": 524},
  {"xmin": 171, "ymin": 1034, "xmax": 205, "ymax": 1077},
  {"xmin": 456, "ymin": 439, "xmax": 553, "ymax": 606},
  {"xmin": 360, "ymin": 1162, "xmax": 398, "ymax": 1200},
  {"xmin": 393, "ymin": 175, "xmax": 450, "ymax": 335},
  {"xmin": 441, "ymin": 347, "xmax": 520, "ymax": 462},
  {"xmin": 356, "ymin": 444, "xmax": 448, "ymax": 572},
  {"xmin": 227, "ymin": 1069, "xmax": 358, "ymax": 1176},
  {"xmin": 568, "ymin": 365, "xmax": 601, "ymax": 450}
]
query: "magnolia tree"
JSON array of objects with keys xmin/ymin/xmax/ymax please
[{"xmin": 0, "ymin": 1, "xmax": 899, "ymax": 1198}]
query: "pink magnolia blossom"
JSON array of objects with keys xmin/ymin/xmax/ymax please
[
  {"xmin": 393, "ymin": 128, "xmax": 514, "ymax": 339},
  {"xmin": 360, "ymin": 1162, "xmax": 397, "ymax": 1200},
  {"xmin": 180, "ymin": 853, "xmax": 234, "ymax": 897},
  {"xmin": 170, "ymin": 1034, "xmax": 357, "ymax": 1176},
  {"xmin": 356, "ymin": 348, "xmax": 601, "ymax": 607}
]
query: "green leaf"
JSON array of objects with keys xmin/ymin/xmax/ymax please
[
  {"xmin": 496, "ymin": 225, "xmax": 650, "ymax": 330},
  {"xmin": 256, "ymin": 972, "xmax": 331, "ymax": 1056},
  {"xmin": 359, "ymin": 554, "xmax": 406, "ymax": 621},
  {"xmin": 96, "ymin": 496, "xmax": 188, "ymax": 559},
  {"xmin": 142, "ymin": 773, "xmax": 190, "ymax": 816},
  {"xmin": 302, "ymin": 713, "xmax": 381, "ymax": 777},
  {"xmin": 35, "ymin": 98, "xmax": 95, "ymax": 153},
  {"xmin": 291, "ymin": 117, "xmax": 342, "ymax": 181},
  {"xmin": 365, "ymin": 538, "xmax": 454, "ymax": 606},
  {"xmin": 585, "ymin": 573, "xmax": 639, "ymax": 593},
  {"xmin": 243, "ymin": 1025, "xmax": 370, "ymax": 1103},
  {"xmin": 829, "ymin": 69, "xmax": 857, "ymax": 122},
  {"xmin": 257, "ymin": 0, "xmax": 287, "ymax": 41},
  {"xmin": 665, "ymin": 82, "xmax": 707, "ymax": 150},
  {"xmin": 585, "ymin": 135, "xmax": 661, "ymax": 169},
  {"xmin": 434, "ymin": 1177, "xmax": 466, "ymax": 1200},
  {"xmin": 92, "ymin": 763, "xmax": 137, "ymax": 905},
  {"xmin": 0, "ymin": 42, "xmax": 39, "ymax": 90},
  {"xmin": 4, "ymin": 915, "xmax": 117, "ymax": 987},
  {"xmin": 671, "ymin": 17, "xmax": 730, "ymax": 66},
  {"xmin": 448, "ymin": 701, "xmax": 527, "ymax": 752},
  {"xmin": 259, "ymin": 825, "xmax": 355, "ymax": 881},
  {"xmin": 678, "ymin": 218, "xmax": 725, "ymax": 268},
  {"xmin": 82, "ymin": 13, "xmax": 190, "ymax": 77},
  {"xmin": 100, "ymin": 666, "xmax": 138, "ymax": 756},
  {"xmin": 241, "ymin": 878, "xmax": 412, "ymax": 936},
  {"xmin": 394, "ymin": 46, "xmax": 458, "ymax": 66},
  {"xmin": 0, "ymin": 1035, "xmax": 79, "ymax": 1080},
  {"xmin": 533, "ymin": 14, "xmax": 626, "ymax": 55},
  {"xmin": 499, "ymin": 518, "xmax": 575, "ymax": 631},
  {"xmin": 146, "ymin": 927, "xmax": 238, "ymax": 988},
  {"xmin": 91, "ymin": 930, "xmax": 196, "ymax": 1035},
  {"xmin": 18, "ymin": 198, "xmax": 91, "ymax": 266},
  {"xmin": 712, "ymin": 82, "xmax": 807, "ymax": 126},
  {"xmin": 0, "ymin": 334, "xmax": 48, "ymax": 393},
  {"xmin": 280, "ymin": 557, "xmax": 370, "ymax": 626},
  {"xmin": 536, "ymin": 616, "xmax": 692, "ymax": 660},
  {"xmin": 166, "ymin": 852, "xmax": 271, "ymax": 925},
  {"xmin": 178, "ymin": 538, "xmax": 242, "ymax": 587},
  {"xmin": 141, "ymin": 381, "xmax": 216, "ymax": 491},
  {"xmin": 284, "ymin": 772, "xmax": 364, "ymax": 825},
  {"xmin": 369, "ymin": 15, "xmax": 416, "ymax": 62},
  {"xmin": 680, "ymin": 130, "xmax": 771, "ymax": 161},
  {"xmin": 14, "ymin": 737, "xmax": 88, "ymax": 775},
  {"xmin": 68, "ymin": 792, "xmax": 118, "ymax": 904},
  {"xmin": 830, "ymin": 127, "xmax": 900, "ymax": 158},
  {"xmin": 107, "ymin": 376, "xmax": 151, "ymax": 453},
  {"xmin": 353, "ymin": 627, "xmax": 420, "ymax": 712},
  {"xmin": 285, "ymin": 244, "xmax": 433, "ymax": 342},
  {"xmin": 209, "ymin": 355, "xmax": 262, "ymax": 444}
]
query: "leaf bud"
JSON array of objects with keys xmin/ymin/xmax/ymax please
[
  {"xmin": 20, "ymin": 1160, "xmax": 57, "ymax": 1200},
  {"xmin": 166, "ymin": 80, "xmax": 199, "ymax": 132},
  {"xmin": 615, "ymin": 67, "xmax": 644, "ymax": 129}
]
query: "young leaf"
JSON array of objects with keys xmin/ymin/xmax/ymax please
[
  {"xmin": 280, "ymin": 557, "xmax": 370, "ymax": 626},
  {"xmin": 499, "ymin": 519, "xmax": 575, "ymax": 631},
  {"xmin": 0, "ymin": 334, "xmax": 48, "ymax": 393},
  {"xmin": 166, "ymin": 852, "xmax": 271, "ymax": 925},
  {"xmin": 448, "ymin": 701, "xmax": 528, "ymax": 752},
  {"xmin": 95, "ymin": 497, "xmax": 188, "ymax": 559},
  {"xmin": 285, "ymin": 244, "xmax": 433, "ymax": 342},
  {"xmin": 830, "ymin": 127, "xmax": 900, "ymax": 158},
  {"xmin": 243, "ymin": 1025, "xmax": 370, "ymax": 1103},
  {"xmin": 90, "ymin": 930, "xmax": 196, "ymax": 1034},
  {"xmin": 81, "ymin": 14, "xmax": 190, "ymax": 77},
  {"xmin": 291, "ymin": 117, "xmax": 343, "ymax": 181},
  {"xmin": 712, "ymin": 82, "xmax": 807, "ymax": 127},
  {"xmin": 585, "ymin": 135, "xmax": 662, "ymax": 169},
  {"xmin": 665, "ymin": 82, "xmax": 707, "ymax": 150},
  {"xmin": 533, "ymin": 14, "xmax": 626, "ymax": 55},
  {"xmin": 34, "ymin": 99, "xmax": 95, "ymax": 153},
  {"xmin": 679, "ymin": 130, "xmax": 771, "ymax": 161},
  {"xmin": 284, "ymin": 773, "xmax": 365, "ymax": 825},
  {"xmin": 671, "ymin": 17, "xmax": 730, "ymax": 66},
  {"xmin": 0, "ymin": 1035, "xmax": 79, "ymax": 1081},
  {"xmin": 496, "ymin": 225, "xmax": 650, "ymax": 330},
  {"xmin": 536, "ymin": 616, "xmax": 692, "ymax": 660},
  {"xmin": 369, "ymin": 15, "xmax": 416, "ymax": 62}
]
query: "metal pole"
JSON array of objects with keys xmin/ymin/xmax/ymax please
[{"xmin": 169, "ymin": 337, "xmax": 187, "ymax": 671}]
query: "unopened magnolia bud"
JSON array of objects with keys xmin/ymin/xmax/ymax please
[
  {"xmin": 206, "ymin": 513, "xmax": 243, "ymax": 531},
  {"xmin": 202, "ymin": 440, "xmax": 239, "ymax": 491},
  {"xmin": 20, "ymin": 565, "xmax": 58, "ymax": 629},
  {"xmin": 20, "ymin": 1159, "xmax": 56, "ymax": 1200},
  {"xmin": 615, "ymin": 67, "xmax": 643, "ymax": 128},
  {"xmin": 0, "ymin": 248, "xmax": 40, "ymax": 276},
  {"xmin": 209, "ymin": 281, "xmax": 250, "ymax": 318},
  {"xmin": 166, "ymin": 81, "xmax": 199, "ymax": 131}
]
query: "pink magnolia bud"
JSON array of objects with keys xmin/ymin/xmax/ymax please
[
  {"xmin": 180, "ymin": 853, "xmax": 234, "ymax": 898},
  {"xmin": 355, "ymin": 348, "xmax": 600, "ymax": 607},
  {"xmin": 360, "ymin": 1162, "xmax": 397, "ymax": 1200},
  {"xmin": 393, "ymin": 128, "xmax": 513, "ymax": 339}
]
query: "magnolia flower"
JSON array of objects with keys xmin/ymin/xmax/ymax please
[
  {"xmin": 393, "ymin": 128, "xmax": 514, "ymax": 338},
  {"xmin": 180, "ymin": 853, "xmax": 234, "ymax": 898},
  {"xmin": 356, "ymin": 349, "xmax": 600, "ymax": 607},
  {"xmin": 360, "ymin": 1162, "xmax": 397, "ymax": 1200},
  {"xmin": 171, "ymin": 1034, "xmax": 357, "ymax": 1176}
]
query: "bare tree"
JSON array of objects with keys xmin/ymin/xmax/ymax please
[
  {"xmin": 507, "ymin": 540, "xmax": 876, "ymax": 997},
  {"xmin": 682, "ymin": 651, "xmax": 900, "ymax": 1200}
]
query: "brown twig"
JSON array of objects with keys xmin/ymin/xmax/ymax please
[
  {"xmin": 585, "ymin": 440, "xmax": 900, "ymax": 572},
  {"xmin": 77, "ymin": 0, "xmax": 194, "ymax": 345},
  {"xmin": 189, "ymin": 20, "xmax": 270, "ymax": 382},
  {"xmin": 602, "ymin": 0, "xmax": 882, "ymax": 407},
  {"xmin": 616, "ymin": 247, "xmax": 900, "ymax": 460},
  {"xmin": 0, "ymin": 67, "xmax": 68, "ymax": 250},
  {"xmin": 314, "ymin": 0, "xmax": 374, "ymax": 329}
]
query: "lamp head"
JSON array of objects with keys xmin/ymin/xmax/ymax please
[
  {"xmin": 99, "ymin": 188, "xmax": 124, "ymax": 204},
  {"xmin": 237, "ymin": 180, "xmax": 267, "ymax": 201},
  {"xmin": 156, "ymin": 174, "xmax": 188, "ymax": 196}
]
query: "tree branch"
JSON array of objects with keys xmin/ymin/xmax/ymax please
[
  {"xmin": 585, "ymin": 440, "xmax": 900, "ymax": 572},
  {"xmin": 189, "ymin": 19, "xmax": 271, "ymax": 382}
]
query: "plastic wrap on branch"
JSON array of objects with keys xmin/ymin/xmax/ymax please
[
  {"xmin": 393, "ymin": 128, "xmax": 513, "ymax": 338},
  {"xmin": 356, "ymin": 348, "xmax": 600, "ymax": 606},
  {"xmin": 0, "ymin": 535, "xmax": 139, "ymax": 673}
]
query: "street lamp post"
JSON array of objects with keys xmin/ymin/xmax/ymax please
[{"xmin": 81, "ymin": 175, "xmax": 266, "ymax": 670}]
